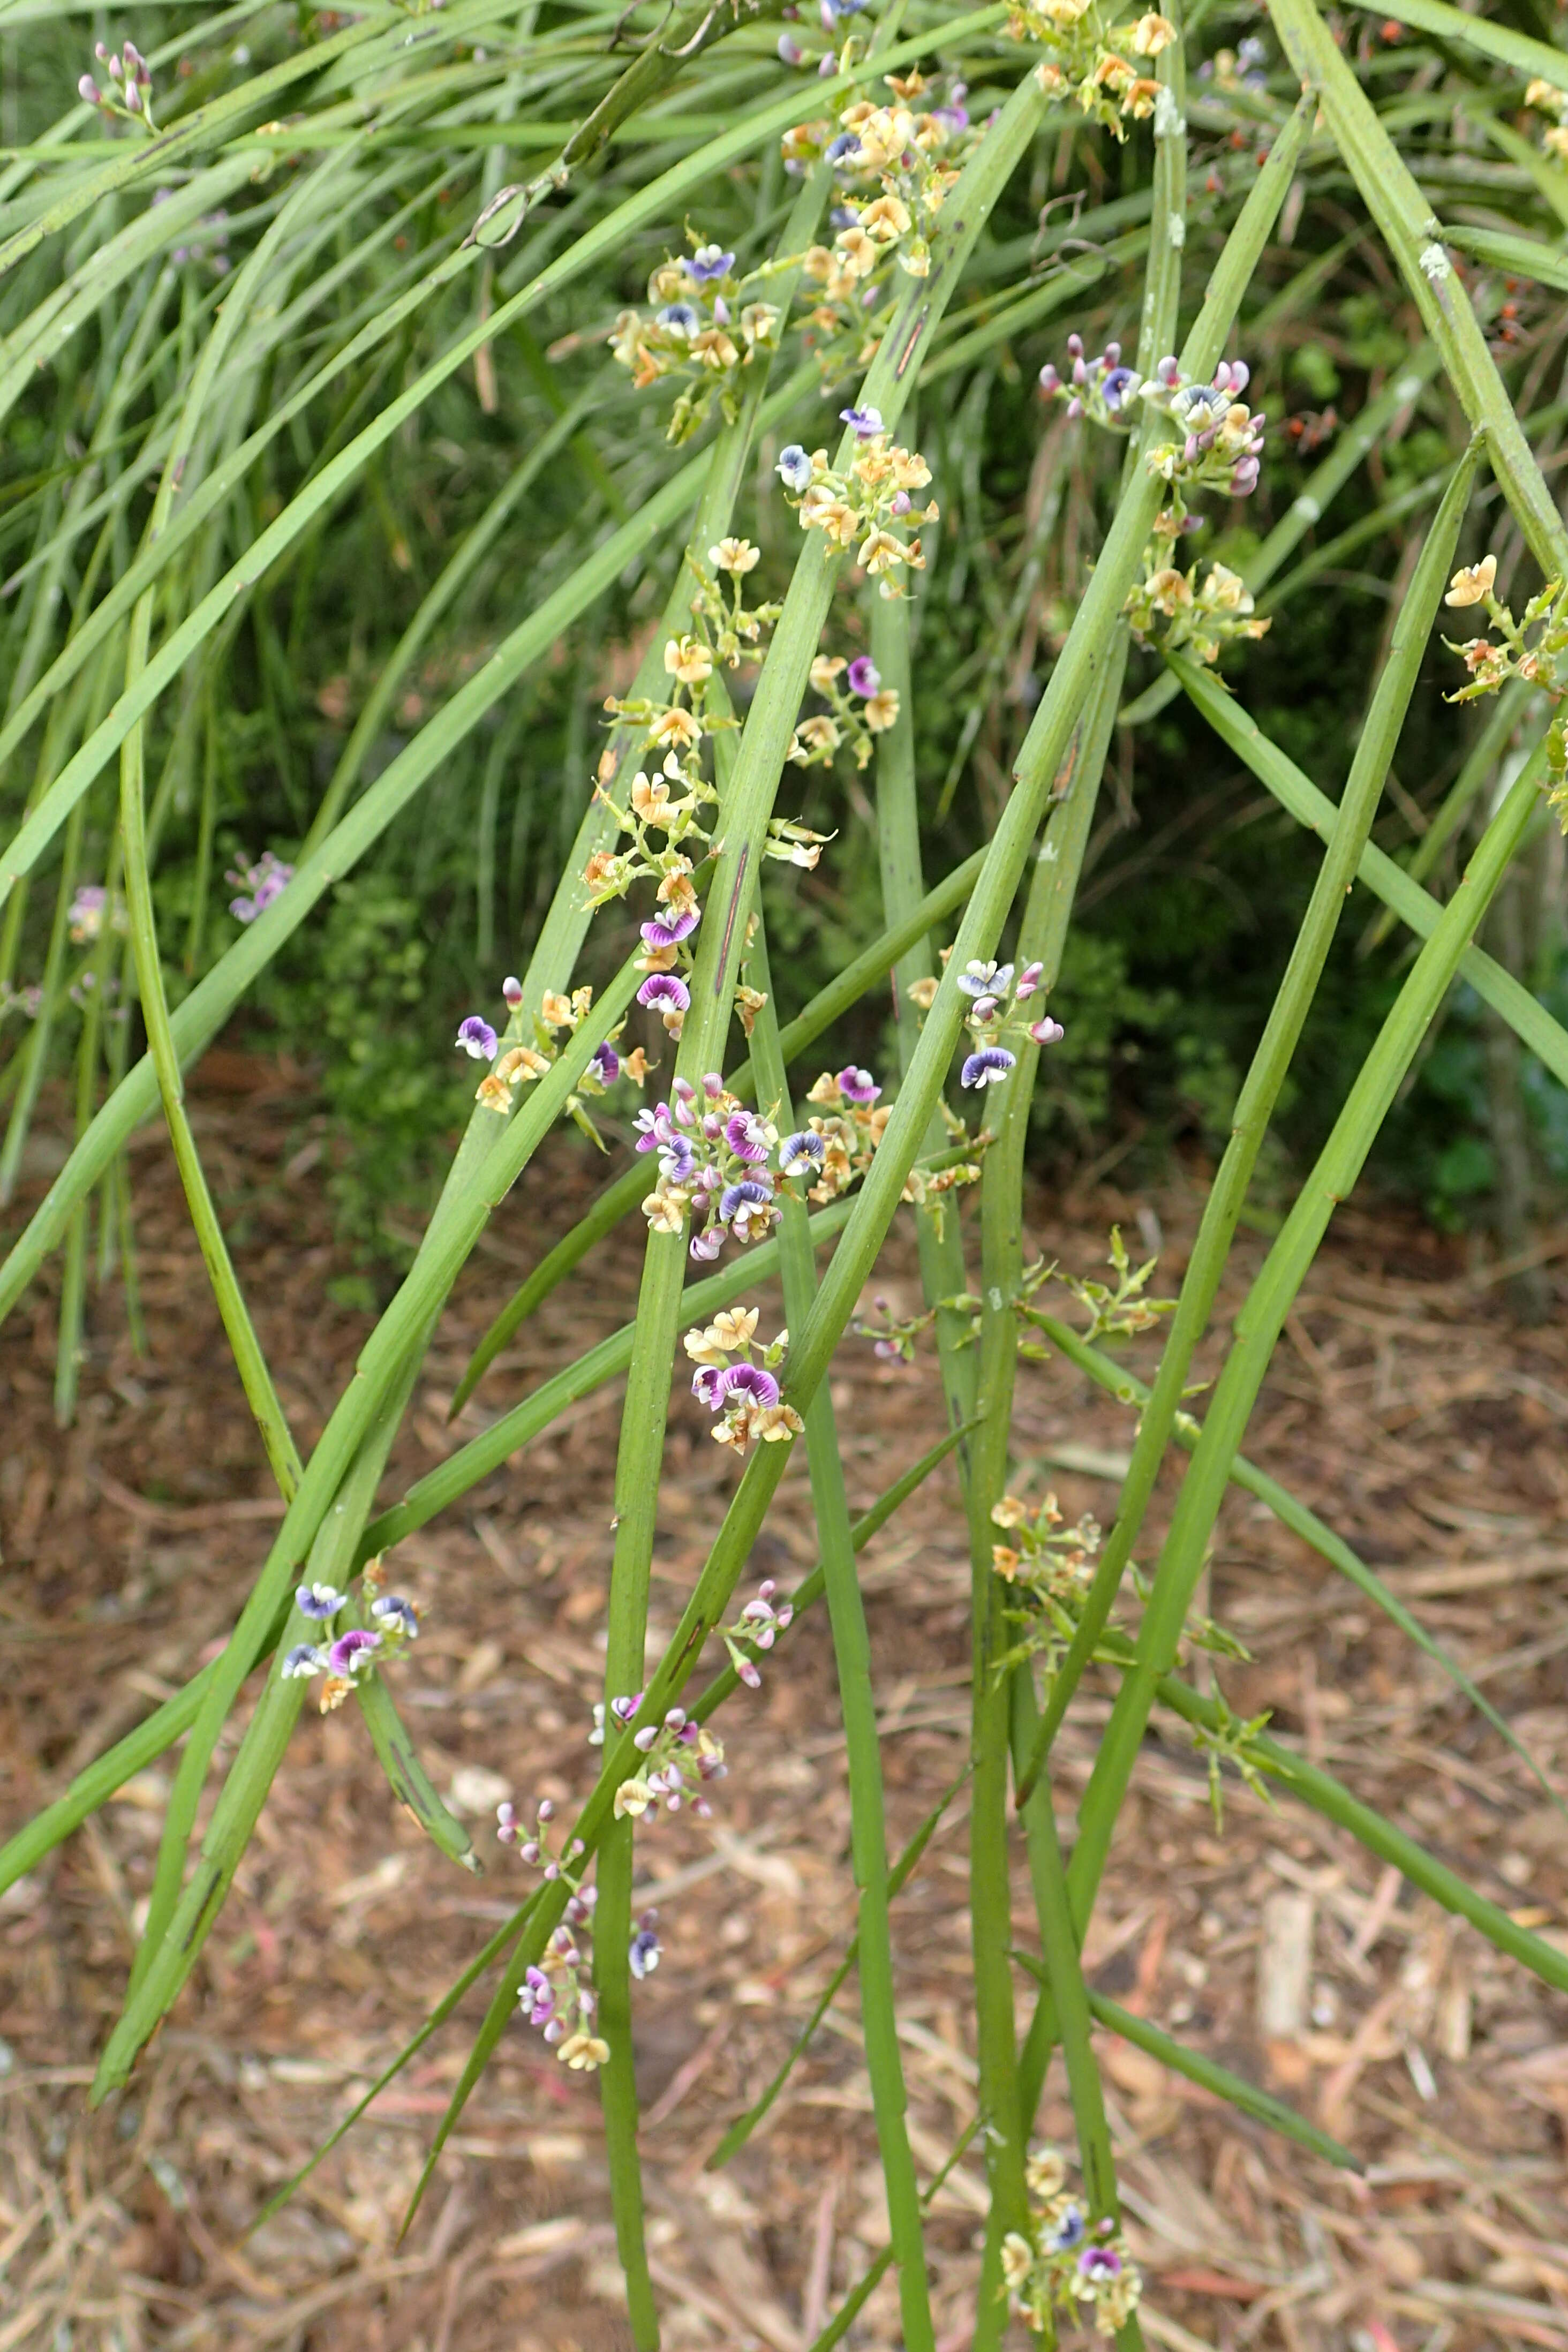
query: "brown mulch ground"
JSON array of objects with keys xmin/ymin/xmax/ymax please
[{"xmin": 3, "ymin": 1066, "xmax": 1568, "ymax": 2352}]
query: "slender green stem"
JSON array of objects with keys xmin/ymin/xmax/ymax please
[
  {"xmin": 748, "ymin": 921, "xmax": 936, "ymax": 2352},
  {"xmin": 1015, "ymin": 439, "xmax": 1484, "ymax": 1807}
]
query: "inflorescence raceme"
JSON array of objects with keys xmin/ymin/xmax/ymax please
[
  {"xmin": 281, "ymin": 1559, "xmax": 421, "ymax": 1714},
  {"xmin": 685, "ymin": 1306, "xmax": 805, "ymax": 1451},
  {"xmin": 1002, "ymin": 2149, "xmax": 1143, "ymax": 2339},
  {"xmin": 1008, "ymin": 6, "xmax": 1177, "ymax": 140},
  {"xmin": 611, "ymin": 239, "xmax": 783, "ymax": 445},
  {"xmin": 1440, "ymin": 554, "xmax": 1568, "ymax": 825},
  {"xmin": 79, "ymin": 38, "xmax": 157, "ymax": 130},
  {"xmin": 1043, "ymin": 341, "xmax": 1271, "ymax": 667}
]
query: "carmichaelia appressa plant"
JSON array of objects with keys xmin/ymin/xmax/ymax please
[
  {"xmin": 782, "ymin": 73, "xmax": 985, "ymax": 381},
  {"xmin": 777, "ymin": 410, "xmax": 939, "ymax": 599},
  {"xmin": 1042, "ymin": 341, "xmax": 1272, "ymax": 667},
  {"xmin": 79, "ymin": 38, "xmax": 157, "ymax": 130},
  {"xmin": 685, "ymin": 1305, "xmax": 805, "ymax": 1451},
  {"xmin": 610, "ymin": 238, "xmax": 784, "ymax": 444},
  {"xmin": 1440, "ymin": 553, "xmax": 1568, "ymax": 823},
  {"xmin": 1001, "ymin": 2148, "xmax": 1143, "ymax": 2339},
  {"xmin": 280, "ymin": 1556, "xmax": 421, "ymax": 1713},
  {"xmin": 1006, "ymin": 5, "xmax": 1177, "ymax": 139},
  {"xmin": 455, "ymin": 974, "xmax": 646, "ymax": 1140}
]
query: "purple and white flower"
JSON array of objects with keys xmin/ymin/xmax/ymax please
[
  {"xmin": 641, "ymin": 907, "xmax": 699, "ymax": 948},
  {"xmin": 456, "ymin": 1015, "xmax": 499, "ymax": 1061},
  {"xmin": 1030, "ymin": 1015, "xmax": 1065, "ymax": 1046},
  {"xmin": 840, "ymin": 403, "xmax": 884, "ymax": 440},
  {"xmin": 778, "ymin": 443, "xmax": 813, "ymax": 492},
  {"xmin": 836, "ymin": 1065, "xmax": 880, "ymax": 1105},
  {"xmin": 687, "ymin": 243, "xmax": 735, "ymax": 282},
  {"xmin": 846, "ymin": 655, "xmax": 880, "ymax": 696},
  {"xmin": 962, "ymin": 1046, "xmax": 1017, "ymax": 1088},
  {"xmin": 657, "ymin": 300, "xmax": 700, "ymax": 336},
  {"xmin": 637, "ymin": 972, "xmax": 691, "ymax": 1015},
  {"xmin": 725, "ymin": 1109, "xmax": 772, "ymax": 1163},
  {"xmin": 296, "ymin": 1581, "xmax": 348, "ymax": 1620},
  {"xmin": 629, "ymin": 1912, "xmax": 661, "ymax": 1979},
  {"xmin": 370, "ymin": 1594, "xmax": 419, "ymax": 1638},
  {"xmin": 721, "ymin": 1361, "xmax": 781, "ymax": 1409},
  {"xmin": 282, "ymin": 1644, "xmax": 325, "ymax": 1679},
  {"xmin": 326, "ymin": 1627, "xmax": 382, "ymax": 1677},
  {"xmin": 591, "ymin": 1040, "xmax": 621, "ymax": 1085},
  {"xmin": 779, "ymin": 1129, "xmax": 825, "ymax": 1172}
]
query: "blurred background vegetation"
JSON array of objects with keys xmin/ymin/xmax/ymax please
[{"xmin": 4, "ymin": 0, "xmax": 1565, "ymax": 1278}]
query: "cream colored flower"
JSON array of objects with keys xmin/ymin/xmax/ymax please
[
  {"xmin": 648, "ymin": 705, "xmax": 702, "ymax": 751},
  {"xmin": 1130, "ymin": 11, "xmax": 1177, "ymax": 51},
  {"xmin": 860, "ymin": 192, "xmax": 912, "ymax": 240},
  {"xmin": 906, "ymin": 975, "xmax": 939, "ymax": 1010},
  {"xmin": 710, "ymin": 536, "xmax": 760, "ymax": 575},
  {"xmin": 613, "ymin": 1777, "xmax": 653, "ymax": 1819},
  {"xmin": 834, "ymin": 225, "xmax": 879, "ymax": 278},
  {"xmin": 992, "ymin": 1495, "xmax": 1031, "ymax": 1528},
  {"xmin": 642, "ymin": 1187, "xmax": 688, "ymax": 1234},
  {"xmin": 557, "ymin": 2031, "xmax": 611, "ymax": 2070},
  {"xmin": 864, "ymin": 688, "xmax": 901, "ymax": 732},
  {"xmin": 810, "ymin": 653, "xmax": 848, "ymax": 691},
  {"xmin": 858, "ymin": 527, "xmax": 907, "ymax": 576},
  {"xmin": 664, "ymin": 634, "xmax": 713, "ymax": 685},
  {"xmin": 1445, "ymin": 553, "xmax": 1497, "ymax": 608},
  {"xmin": 1000, "ymin": 2233, "xmax": 1036, "ymax": 2293},
  {"xmin": 476, "ymin": 1073, "xmax": 512, "ymax": 1113}
]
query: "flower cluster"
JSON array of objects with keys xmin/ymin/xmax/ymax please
[
  {"xmin": 789, "ymin": 650, "xmax": 900, "ymax": 771},
  {"xmin": 456, "ymin": 975, "xmax": 646, "ymax": 1125},
  {"xmin": 79, "ymin": 38, "xmax": 157, "ymax": 131},
  {"xmin": 950, "ymin": 958, "xmax": 1064, "ymax": 1090},
  {"xmin": 1439, "ymin": 555, "xmax": 1568, "ymax": 824},
  {"xmin": 1526, "ymin": 76, "xmax": 1568, "ymax": 162},
  {"xmin": 1043, "ymin": 1225, "xmax": 1175, "ymax": 1343},
  {"xmin": 637, "ymin": 1071, "xmax": 865, "ymax": 1257},
  {"xmin": 990, "ymin": 1488, "xmax": 1100, "ymax": 1600},
  {"xmin": 1001, "ymin": 2149, "xmax": 1142, "ymax": 2339},
  {"xmin": 610, "ymin": 239, "xmax": 783, "ymax": 444},
  {"xmin": 281, "ymin": 1568, "xmax": 421, "ymax": 1714},
  {"xmin": 497, "ymin": 1793, "xmax": 587, "ymax": 1880},
  {"xmin": 1198, "ymin": 34, "xmax": 1269, "ymax": 94},
  {"xmin": 1005, "ymin": 5, "xmax": 1176, "ymax": 139},
  {"xmin": 518, "ymin": 1889, "xmax": 610, "ymax": 2070},
  {"xmin": 67, "ymin": 884, "xmax": 126, "ymax": 946},
  {"xmin": 777, "ymin": 417, "xmax": 938, "ymax": 600},
  {"xmin": 1124, "ymin": 551, "xmax": 1268, "ymax": 667},
  {"xmin": 1141, "ymin": 356, "xmax": 1268, "ymax": 505},
  {"xmin": 796, "ymin": 1064, "xmax": 890, "ymax": 1195},
  {"xmin": 718, "ymin": 1574, "xmax": 796, "ymax": 1687},
  {"xmin": 685, "ymin": 1306, "xmax": 804, "ymax": 1452},
  {"xmin": 599, "ymin": 1697, "xmax": 728, "ymax": 1818},
  {"xmin": 227, "ymin": 850, "xmax": 293, "ymax": 924},
  {"xmin": 1042, "ymin": 341, "xmax": 1271, "ymax": 670},
  {"xmin": 783, "ymin": 74, "xmax": 983, "ymax": 380},
  {"xmin": 1043, "ymin": 346, "xmax": 1267, "ymax": 510}
]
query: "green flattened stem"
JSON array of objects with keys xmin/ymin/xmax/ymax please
[
  {"xmin": 1268, "ymin": 0, "xmax": 1568, "ymax": 582},
  {"xmin": 94, "ymin": 968, "xmax": 641, "ymax": 2092},
  {"xmin": 390, "ymin": 1420, "xmax": 975, "ymax": 2240},
  {"xmin": 1068, "ymin": 743, "xmax": 1550, "ymax": 1915},
  {"xmin": 747, "ymin": 922, "xmax": 936, "ymax": 2352},
  {"xmin": 706, "ymin": 1772, "xmax": 968, "ymax": 2169},
  {"xmin": 1009, "ymin": 1953, "xmax": 1361, "ymax": 2173},
  {"xmin": 1030, "ymin": 1309, "xmax": 1562, "ymax": 1806},
  {"xmin": 1168, "ymin": 657, "xmax": 1568, "ymax": 1090},
  {"xmin": 1015, "ymin": 438, "xmax": 1484, "ymax": 1811},
  {"xmin": 872, "ymin": 563, "xmax": 979, "ymax": 1444}
]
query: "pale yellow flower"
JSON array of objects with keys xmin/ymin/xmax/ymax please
[
  {"xmin": 557, "ymin": 2031, "xmax": 611, "ymax": 2070},
  {"xmin": 613, "ymin": 1778, "xmax": 653, "ymax": 1819},
  {"xmin": 710, "ymin": 536, "xmax": 760, "ymax": 575},
  {"xmin": 906, "ymin": 975, "xmax": 939, "ymax": 1010},
  {"xmin": 1445, "ymin": 553, "xmax": 1497, "ymax": 608},
  {"xmin": 1130, "ymin": 11, "xmax": 1177, "ymax": 51},
  {"xmin": 858, "ymin": 527, "xmax": 907, "ymax": 576},
  {"xmin": 810, "ymin": 653, "xmax": 848, "ymax": 692},
  {"xmin": 664, "ymin": 634, "xmax": 713, "ymax": 685},
  {"xmin": 864, "ymin": 688, "xmax": 901, "ymax": 732}
]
